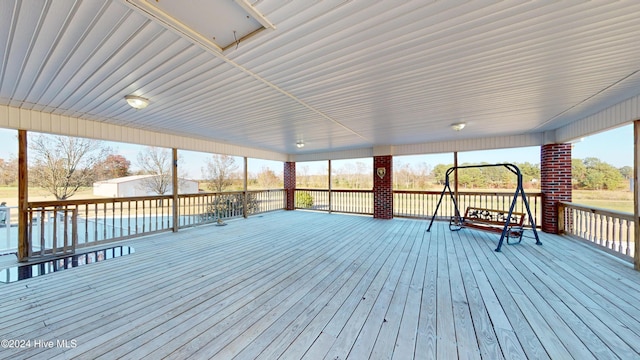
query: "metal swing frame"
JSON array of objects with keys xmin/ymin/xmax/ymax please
[{"xmin": 426, "ymin": 163, "xmax": 542, "ymax": 252}]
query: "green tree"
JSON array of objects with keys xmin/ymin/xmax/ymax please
[
  {"xmin": 619, "ymin": 165, "xmax": 632, "ymax": 180},
  {"xmin": 573, "ymin": 157, "xmax": 624, "ymax": 190},
  {"xmin": 458, "ymin": 167, "xmax": 485, "ymax": 188},
  {"xmin": 572, "ymin": 158, "xmax": 587, "ymax": 188},
  {"xmin": 431, "ymin": 164, "xmax": 452, "ymax": 185}
]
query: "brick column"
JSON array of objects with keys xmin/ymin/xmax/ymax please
[
  {"xmin": 373, "ymin": 155, "xmax": 393, "ymax": 219},
  {"xmin": 284, "ymin": 161, "xmax": 296, "ymax": 210},
  {"xmin": 540, "ymin": 144, "xmax": 572, "ymax": 233}
]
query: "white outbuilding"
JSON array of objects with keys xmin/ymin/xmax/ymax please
[{"xmin": 93, "ymin": 175, "xmax": 199, "ymax": 198}]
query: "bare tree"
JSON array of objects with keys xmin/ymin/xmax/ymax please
[
  {"xmin": 256, "ymin": 166, "xmax": 281, "ymax": 189},
  {"xmin": 136, "ymin": 147, "xmax": 172, "ymax": 195},
  {"xmin": 29, "ymin": 134, "xmax": 110, "ymax": 200},
  {"xmin": 0, "ymin": 157, "xmax": 18, "ymax": 186},
  {"xmin": 202, "ymin": 154, "xmax": 239, "ymax": 192}
]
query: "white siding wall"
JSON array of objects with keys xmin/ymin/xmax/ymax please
[
  {"xmin": 556, "ymin": 94, "xmax": 640, "ymax": 142},
  {"xmin": 93, "ymin": 178, "xmax": 198, "ymax": 197},
  {"xmin": 0, "ymin": 105, "xmax": 288, "ymax": 162},
  {"xmin": 93, "ymin": 182, "xmax": 119, "ymax": 197},
  {"xmin": 3, "ymin": 96, "xmax": 639, "ymax": 163}
]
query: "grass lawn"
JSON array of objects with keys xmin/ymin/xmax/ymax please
[
  {"xmin": 0, "ymin": 186, "xmax": 635, "ymax": 213},
  {"xmin": 572, "ymin": 190, "xmax": 633, "ymax": 213},
  {"xmin": 0, "ymin": 187, "xmax": 99, "ymax": 206}
]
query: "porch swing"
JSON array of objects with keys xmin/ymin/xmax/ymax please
[{"xmin": 426, "ymin": 163, "xmax": 542, "ymax": 252}]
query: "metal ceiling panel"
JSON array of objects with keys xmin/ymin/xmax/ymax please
[{"xmin": 1, "ymin": 0, "xmax": 640, "ymax": 157}]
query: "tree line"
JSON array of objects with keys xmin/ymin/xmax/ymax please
[
  {"xmin": 0, "ymin": 134, "xmax": 632, "ymax": 200},
  {"xmin": 0, "ymin": 134, "xmax": 284, "ymax": 200},
  {"xmin": 297, "ymin": 158, "xmax": 630, "ymax": 191}
]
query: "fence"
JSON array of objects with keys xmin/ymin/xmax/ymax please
[
  {"xmin": 6, "ymin": 190, "xmax": 637, "ymax": 264},
  {"xmin": 559, "ymin": 202, "xmax": 635, "ymax": 260},
  {"xmin": 295, "ymin": 189, "xmax": 374, "ymax": 214},
  {"xmin": 0, "ymin": 190, "xmax": 285, "ymax": 259},
  {"xmin": 26, "ymin": 206, "xmax": 77, "ymax": 259},
  {"xmin": 394, "ymin": 190, "xmax": 542, "ymax": 227},
  {"xmin": 295, "ymin": 189, "xmax": 542, "ymax": 226}
]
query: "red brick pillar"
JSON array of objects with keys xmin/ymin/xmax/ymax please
[
  {"xmin": 284, "ymin": 161, "xmax": 296, "ymax": 210},
  {"xmin": 541, "ymin": 144, "xmax": 572, "ymax": 233},
  {"xmin": 373, "ymin": 155, "xmax": 393, "ymax": 219}
]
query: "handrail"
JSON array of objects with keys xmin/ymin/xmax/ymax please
[
  {"xmin": 559, "ymin": 201, "xmax": 634, "ymax": 261},
  {"xmin": 12, "ymin": 189, "xmax": 285, "ymax": 258},
  {"xmin": 558, "ymin": 201, "xmax": 634, "ymax": 220},
  {"xmin": 293, "ymin": 188, "xmax": 542, "ymax": 226}
]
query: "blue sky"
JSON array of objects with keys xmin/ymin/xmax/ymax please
[{"xmin": 0, "ymin": 124, "xmax": 633, "ymax": 178}]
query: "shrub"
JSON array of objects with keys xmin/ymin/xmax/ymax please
[
  {"xmin": 201, "ymin": 193, "xmax": 259, "ymax": 221},
  {"xmin": 295, "ymin": 191, "xmax": 314, "ymax": 208}
]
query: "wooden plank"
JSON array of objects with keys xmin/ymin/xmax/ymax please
[
  {"xmin": 297, "ymin": 221, "xmax": 413, "ymax": 360},
  {"xmin": 274, "ymin": 221, "xmax": 405, "ymax": 360},
  {"xmin": 446, "ymin": 229, "xmax": 481, "ymax": 360},
  {"xmin": 486, "ymin": 240, "xmax": 597, "ymax": 360},
  {"xmin": 451, "ymin": 229, "xmax": 504, "ymax": 360},
  {"xmin": 1, "ymin": 215, "xmax": 640, "ymax": 359},
  {"xmin": 414, "ymin": 222, "xmax": 438, "ymax": 359},
  {"xmin": 207, "ymin": 219, "xmax": 386, "ymax": 359},
  {"xmin": 1, "ymin": 213, "xmax": 328, "ymax": 332},
  {"xmin": 461, "ymin": 230, "xmax": 543, "ymax": 360},
  {"xmin": 7, "ymin": 214, "xmax": 348, "ymax": 359},
  {"xmin": 512, "ymin": 236, "xmax": 640, "ymax": 356},
  {"xmin": 319, "ymin": 220, "xmax": 417, "ymax": 360},
  {"xmin": 368, "ymin": 221, "xmax": 424, "ymax": 359},
  {"xmin": 6, "ymin": 213, "xmax": 359, "ymax": 359},
  {"xmin": 84, "ymin": 214, "xmax": 367, "ymax": 359},
  {"xmin": 435, "ymin": 221, "xmax": 457, "ymax": 360},
  {"xmin": 391, "ymin": 222, "xmax": 430, "ymax": 360},
  {"xmin": 253, "ymin": 219, "xmax": 396, "ymax": 360}
]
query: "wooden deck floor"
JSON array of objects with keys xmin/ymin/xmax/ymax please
[{"xmin": 1, "ymin": 211, "xmax": 640, "ymax": 359}]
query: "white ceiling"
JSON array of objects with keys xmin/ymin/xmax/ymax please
[{"xmin": 1, "ymin": 0, "xmax": 640, "ymax": 157}]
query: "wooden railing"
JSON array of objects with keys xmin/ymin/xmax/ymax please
[
  {"xmin": 20, "ymin": 189, "xmax": 285, "ymax": 259},
  {"xmin": 178, "ymin": 189, "xmax": 285, "ymax": 227},
  {"xmin": 294, "ymin": 189, "xmax": 375, "ymax": 215},
  {"xmin": 28, "ymin": 197, "xmax": 175, "ymax": 251},
  {"xmin": 295, "ymin": 189, "xmax": 542, "ymax": 226},
  {"xmin": 559, "ymin": 202, "xmax": 635, "ymax": 260},
  {"xmin": 394, "ymin": 190, "xmax": 542, "ymax": 227},
  {"xmin": 26, "ymin": 206, "xmax": 77, "ymax": 259}
]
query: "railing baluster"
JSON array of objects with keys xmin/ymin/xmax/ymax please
[
  {"xmin": 625, "ymin": 220, "xmax": 631, "ymax": 256},
  {"xmin": 559, "ymin": 201, "xmax": 633, "ymax": 260},
  {"xmin": 604, "ymin": 215, "xmax": 611, "ymax": 249}
]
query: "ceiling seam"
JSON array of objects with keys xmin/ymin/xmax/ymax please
[
  {"xmin": 123, "ymin": 0, "xmax": 371, "ymax": 144},
  {"xmin": 210, "ymin": 50, "xmax": 371, "ymax": 144},
  {"xmin": 534, "ymin": 69, "xmax": 640, "ymax": 131}
]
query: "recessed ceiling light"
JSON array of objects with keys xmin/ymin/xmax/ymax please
[
  {"xmin": 451, "ymin": 122, "xmax": 466, "ymax": 131},
  {"xmin": 125, "ymin": 95, "xmax": 149, "ymax": 110}
]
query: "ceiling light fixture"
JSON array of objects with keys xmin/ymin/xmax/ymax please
[
  {"xmin": 296, "ymin": 141, "xmax": 305, "ymax": 148},
  {"xmin": 125, "ymin": 95, "xmax": 149, "ymax": 110},
  {"xmin": 451, "ymin": 122, "xmax": 466, "ymax": 131}
]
